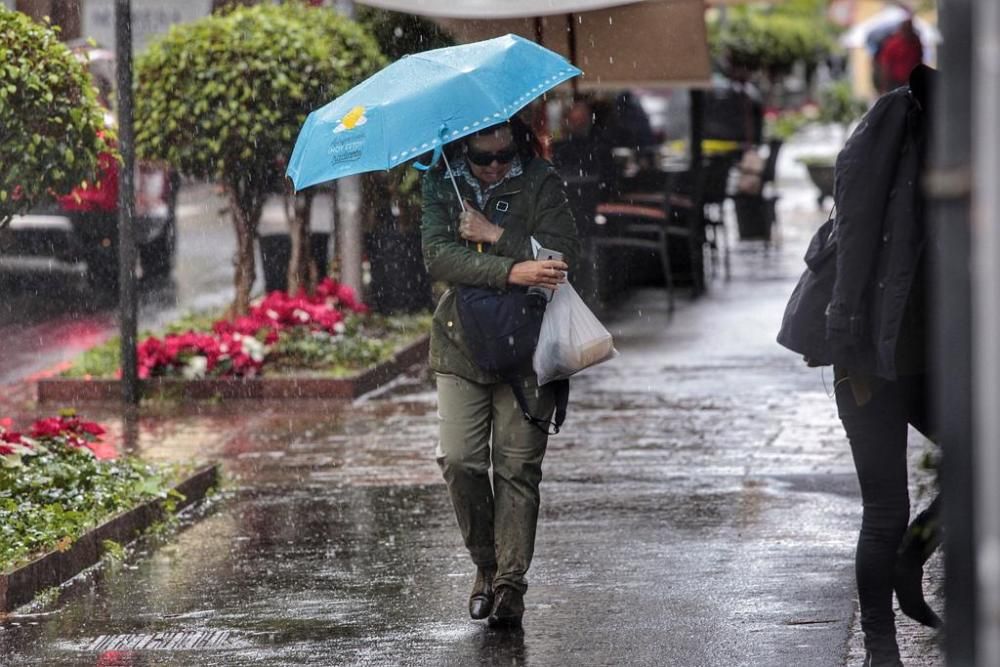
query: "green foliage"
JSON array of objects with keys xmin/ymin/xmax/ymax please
[
  {"xmin": 817, "ymin": 80, "xmax": 869, "ymax": 128},
  {"xmin": 101, "ymin": 538, "xmax": 126, "ymax": 562},
  {"xmin": 355, "ymin": 5, "xmax": 454, "ymax": 61},
  {"xmin": 765, "ymin": 110, "xmax": 810, "ymax": 141},
  {"xmin": 0, "ymin": 441, "xmax": 179, "ymax": 572},
  {"xmin": 0, "ymin": 8, "xmax": 111, "ymax": 226},
  {"xmin": 62, "ymin": 336, "xmax": 121, "ymax": 378},
  {"xmin": 163, "ymin": 309, "xmax": 224, "ymax": 335},
  {"xmin": 711, "ymin": 12, "xmax": 834, "ymax": 74},
  {"xmin": 251, "ymin": 312, "xmax": 431, "ymax": 377},
  {"xmin": 134, "ymin": 3, "xmax": 383, "ymax": 187}
]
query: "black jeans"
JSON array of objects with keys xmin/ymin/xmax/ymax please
[{"xmin": 835, "ymin": 373, "xmax": 932, "ymax": 655}]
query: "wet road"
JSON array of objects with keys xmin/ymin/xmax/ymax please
[
  {"xmin": 0, "ymin": 176, "xmax": 943, "ymax": 665},
  {"xmin": 0, "ymin": 183, "xmax": 236, "ymax": 384}
]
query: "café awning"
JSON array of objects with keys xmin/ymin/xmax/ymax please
[{"xmin": 356, "ymin": 0, "xmax": 712, "ymax": 89}]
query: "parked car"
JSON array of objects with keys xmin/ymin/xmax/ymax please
[{"xmin": 0, "ymin": 45, "xmax": 177, "ymax": 289}]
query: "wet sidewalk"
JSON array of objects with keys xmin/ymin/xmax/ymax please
[{"xmin": 0, "ymin": 196, "xmax": 943, "ymax": 666}]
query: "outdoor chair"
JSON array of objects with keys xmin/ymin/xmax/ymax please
[
  {"xmin": 591, "ymin": 200, "xmax": 678, "ymax": 313},
  {"xmin": 699, "ymin": 152, "xmax": 740, "ymax": 280}
]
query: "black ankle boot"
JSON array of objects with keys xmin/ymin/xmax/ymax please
[
  {"xmin": 893, "ymin": 496, "xmax": 942, "ymax": 628},
  {"xmin": 487, "ymin": 585, "xmax": 524, "ymax": 628},
  {"xmin": 863, "ymin": 649, "xmax": 903, "ymax": 667},
  {"xmin": 469, "ymin": 566, "xmax": 496, "ymax": 620}
]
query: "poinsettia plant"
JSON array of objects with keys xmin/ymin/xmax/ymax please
[
  {"xmin": 1, "ymin": 412, "xmax": 183, "ymax": 572},
  {"xmin": 1, "ymin": 414, "xmax": 110, "ymax": 465},
  {"xmin": 135, "ymin": 278, "xmax": 367, "ymax": 379},
  {"xmin": 64, "ymin": 279, "xmax": 430, "ymax": 381}
]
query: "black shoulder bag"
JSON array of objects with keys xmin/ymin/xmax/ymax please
[
  {"xmin": 776, "ymin": 209, "xmax": 838, "ymax": 366},
  {"xmin": 454, "ymin": 202, "xmax": 569, "ymax": 434}
]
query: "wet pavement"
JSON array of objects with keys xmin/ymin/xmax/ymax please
[{"xmin": 0, "ymin": 166, "xmax": 944, "ymax": 665}]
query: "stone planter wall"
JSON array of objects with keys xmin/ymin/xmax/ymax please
[
  {"xmin": 37, "ymin": 336, "xmax": 429, "ymax": 404},
  {"xmin": 0, "ymin": 464, "xmax": 220, "ymax": 613}
]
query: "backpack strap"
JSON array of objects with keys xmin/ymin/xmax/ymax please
[{"xmin": 509, "ymin": 378, "xmax": 570, "ymax": 436}]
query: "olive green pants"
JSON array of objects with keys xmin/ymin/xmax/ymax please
[{"xmin": 435, "ymin": 372, "xmax": 555, "ymax": 594}]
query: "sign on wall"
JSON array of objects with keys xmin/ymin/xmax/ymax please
[{"xmin": 82, "ymin": 0, "xmax": 211, "ymax": 52}]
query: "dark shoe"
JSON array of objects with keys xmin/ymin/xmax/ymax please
[
  {"xmin": 893, "ymin": 498, "xmax": 943, "ymax": 629},
  {"xmin": 469, "ymin": 566, "xmax": 496, "ymax": 620},
  {"xmin": 487, "ymin": 585, "xmax": 524, "ymax": 628},
  {"xmin": 863, "ymin": 649, "xmax": 903, "ymax": 667}
]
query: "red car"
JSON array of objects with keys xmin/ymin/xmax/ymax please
[{"xmin": 1, "ymin": 45, "xmax": 177, "ymax": 289}]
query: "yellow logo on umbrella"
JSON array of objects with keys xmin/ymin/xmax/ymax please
[{"xmin": 335, "ymin": 106, "xmax": 368, "ymax": 133}]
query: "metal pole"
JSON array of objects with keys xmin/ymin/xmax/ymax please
[
  {"xmin": 973, "ymin": 0, "xmax": 1000, "ymax": 663},
  {"xmin": 115, "ymin": 0, "xmax": 139, "ymax": 405},
  {"xmin": 687, "ymin": 89, "xmax": 705, "ymax": 296},
  {"xmin": 929, "ymin": 0, "xmax": 975, "ymax": 663}
]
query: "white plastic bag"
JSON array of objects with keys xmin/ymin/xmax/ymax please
[{"xmin": 533, "ymin": 282, "xmax": 618, "ymax": 385}]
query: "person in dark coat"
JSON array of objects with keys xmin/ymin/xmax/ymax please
[
  {"xmin": 552, "ymin": 99, "xmax": 617, "ymax": 201},
  {"xmin": 778, "ymin": 65, "xmax": 941, "ymax": 667}
]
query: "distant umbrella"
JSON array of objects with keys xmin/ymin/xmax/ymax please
[{"xmin": 839, "ymin": 6, "xmax": 942, "ymax": 54}]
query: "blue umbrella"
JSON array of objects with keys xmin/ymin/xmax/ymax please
[{"xmin": 286, "ymin": 34, "xmax": 581, "ymax": 197}]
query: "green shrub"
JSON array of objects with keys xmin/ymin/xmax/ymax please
[
  {"xmin": 712, "ymin": 13, "xmax": 833, "ymax": 75},
  {"xmin": 0, "ymin": 9, "xmax": 111, "ymax": 227},
  {"xmin": 134, "ymin": 3, "xmax": 383, "ymax": 314},
  {"xmin": 817, "ymin": 80, "xmax": 869, "ymax": 128}
]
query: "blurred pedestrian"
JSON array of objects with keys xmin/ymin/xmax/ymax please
[
  {"xmin": 552, "ymin": 99, "xmax": 616, "ymax": 200},
  {"xmin": 421, "ymin": 116, "xmax": 579, "ymax": 628},
  {"xmin": 875, "ymin": 18, "xmax": 924, "ymax": 94},
  {"xmin": 778, "ymin": 65, "xmax": 941, "ymax": 667},
  {"xmin": 605, "ymin": 91, "xmax": 655, "ymax": 150}
]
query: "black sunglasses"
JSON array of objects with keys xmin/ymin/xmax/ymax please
[{"xmin": 466, "ymin": 147, "xmax": 517, "ymax": 166}]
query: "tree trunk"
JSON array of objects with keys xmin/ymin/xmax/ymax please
[
  {"xmin": 226, "ymin": 185, "xmax": 263, "ymax": 317},
  {"xmin": 286, "ymin": 191, "xmax": 314, "ymax": 295}
]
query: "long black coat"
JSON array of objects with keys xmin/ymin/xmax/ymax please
[{"xmin": 779, "ymin": 67, "xmax": 933, "ymax": 379}]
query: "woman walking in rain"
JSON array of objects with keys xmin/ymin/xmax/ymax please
[
  {"xmin": 779, "ymin": 65, "xmax": 941, "ymax": 667},
  {"xmin": 421, "ymin": 116, "xmax": 579, "ymax": 627}
]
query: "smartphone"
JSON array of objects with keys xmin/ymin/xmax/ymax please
[{"xmin": 529, "ymin": 248, "xmax": 565, "ymax": 299}]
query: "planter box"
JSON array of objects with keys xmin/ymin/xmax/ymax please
[
  {"xmin": 804, "ymin": 163, "xmax": 836, "ymax": 208},
  {"xmin": 733, "ymin": 195, "xmax": 776, "ymax": 242},
  {"xmin": 37, "ymin": 335, "xmax": 429, "ymax": 404},
  {"xmin": 0, "ymin": 464, "xmax": 219, "ymax": 613}
]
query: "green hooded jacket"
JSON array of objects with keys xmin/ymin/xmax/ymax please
[{"xmin": 421, "ymin": 156, "xmax": 581, "ymax": 384}]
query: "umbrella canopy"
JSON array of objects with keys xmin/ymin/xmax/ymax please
[
  {"xmin": 358, "ymin": 0, "xmax": 711, "ymax": 89},
  {"xmin": 286, "ymin": 34, "xmax": 581, "ymax": 191},
  {"xmin": 840, "ymin": 7, "xmax": 942, "ymax": 52}
]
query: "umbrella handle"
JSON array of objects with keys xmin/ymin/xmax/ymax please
[{"xmin": 441, "ymin": 152, "xmax": 482, "ymax": 253}]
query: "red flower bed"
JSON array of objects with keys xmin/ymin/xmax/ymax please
[
  {"xmin": 136, "ymin": 331, "xmax": 265, "ymax": 380},
  {"xmin": 1, "ymin": 415, "xmax": 112, "ymax": 459},
  {"xmin": 135, "ymin": 279, "xmax": 366, "ymax": 379}
]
